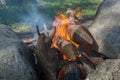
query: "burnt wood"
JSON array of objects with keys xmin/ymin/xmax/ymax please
[
  {"xmin": 72, "ymin": 26, "xmax": 98, "ymax": 56},
  {"xmin": 58, "ymin": 62, "xmax": 87, "ymax": 80},
  {"xmin": 35, "ymin": 26, "xmax": 60, "ymax": 80},
  {"xmin": 32, "ymin": 25, "xmax": 107, "ymax": 80}
]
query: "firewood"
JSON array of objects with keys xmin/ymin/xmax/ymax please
[
  {"xmin": 70, "ymin": 26, "xmax": 107, "ymax": 68},
  {"xmin": 36, "ymin": 34, "xmax": 59, "ymax": 80},
  {"xmin": 36, "ymin": 25, "xmax": 40, "ymax": 36},
  {"xmin": 58, "ymin": 62, "xmax": 87, "ymax": 80},
  {"xmin": 34, "ymin": 26, "xmax": 60, "ymax": 80},
  {"xmin": 23, "ymin": 38, "xmax": 35, "ymax": 45},
  {"xmin": 57, "ymin": 41, "xmax": 78, "ymax": 61},
  {"xmin": 71, "ymin": 26, "xmax": 98, "ymax": 55},
  {"xmin": 34, "ymin": 25, "xmax": 106, "ymax": 80}
]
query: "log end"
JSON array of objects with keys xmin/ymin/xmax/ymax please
[{"xmin": 58, "ymin": 62, "xmax": 87, "ymax": 80}]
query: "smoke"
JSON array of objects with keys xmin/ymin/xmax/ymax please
[
  {"xmin": 22, "ymin": 4, "xmax": 54, "ymax": 45},
  {"xmin": 23, "ymin": 5, "xmax": 53, "ymax": 35}
]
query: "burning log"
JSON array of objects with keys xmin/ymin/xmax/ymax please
[
  {"xmin": 33, "ymin": 8, "xmax": 108, "ymax": 79},
  {"xmin": 34, "ymin": 26, "xmax": 89, "ymax": 80},
  {"xmin": 71, "ymin": 26, "xmax": 98, "ymax": 56},
  {"xmin": 56, "ymin": 39, "xmax": 95, "ymax": 69},
  {"xmin": 57, "ymin": 41, "xmax": 78, "ymax": 61},
  {"xmin": 71, "ymin": 26, "xmax": 108, "ymax": 66}
]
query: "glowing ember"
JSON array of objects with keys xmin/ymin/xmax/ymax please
[{"xmin": 63, "ymin": 55, "xmax": 68, "ymax": 60}]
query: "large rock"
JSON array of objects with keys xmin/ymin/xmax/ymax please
[
  {"xmin": 89, "ymin": 0, "xmax": 120, "ymax": 58},
  {"xmin": 86, "ymin": 59, "xmax": 120, "ymax": 80},
  {"xmin": 0, "ymin": 24, "xmax": 36, "ymax": 80}
]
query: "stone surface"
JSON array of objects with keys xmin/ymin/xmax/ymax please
[
  {"xmin": 89, "ymin": 0, "xmax": 120, "ymax": 58},
  {"xmin": 0, "ymin": 24, "xmax": 36, "ymax": 80},
  {"xmin": 86, "ymin": 59, "xmax": 120, "ymax": 80}
]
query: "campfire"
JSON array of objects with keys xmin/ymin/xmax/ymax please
[
  {"xmin": 30, "ymin": 8, "xmax": 108, "ymax": 80},
  {"xmin": 51, "ymin": 13, "xmax": 80, "ymax": 60},
  {"xmin": 52, "ymin": 13, "xmax": 79, "ymax": 48}
]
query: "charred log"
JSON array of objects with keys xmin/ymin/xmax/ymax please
[
  {"xmin": 34, "ymin": 26, "xmax": 60, "ymax": 80},
  {"xmin": 34, "ymin": 26, "xmax": 89, "ymax": 80},
  {"xmin": 58, "ymin": 62, "xmax": 87, "ymax": 80},
  {"xmin": 71, "ymin": 26, "xmax": 108, "ymax": 68},
  {"xmin": 57, "ymin": 41, "xmax": 78, "ymax": 61},
  {"xmin": 32, "ymin": 25, "xmax": 108, "ymax": 80},
  {"xmin": 72, "ymin": 26, "xmax": 98, "ymax": 56}
]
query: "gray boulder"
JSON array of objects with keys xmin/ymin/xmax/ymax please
[
  {"xmin": 0, "ymin": 24, "xmax": 36, "ymax": 80},
  {"xmin": 89, "ymin": 0, "xmax": 120, "ymax": 58},
  {"xmin": 86, "ymin": 59, "xmax": 120, "ymax": 80}
]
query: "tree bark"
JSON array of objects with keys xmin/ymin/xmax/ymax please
[
  {"xmin": 34, "ymin": 33, "xmax": 60, "ymax": 80},
  {"xmin": 72, "ymin": 26, "xmax": 98, "ymax": 56}
]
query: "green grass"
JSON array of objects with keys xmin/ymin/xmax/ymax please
[
  {"xmin": 38, "ymin": 0, "xmax": 103, "ymax": 18},
  {"xmin": 0, "ymin": 0, "xmax": 103, "ymax": 30},
  {"xmin": 11, "ymin": 23, "xmax": 30, "ymax": 32}
]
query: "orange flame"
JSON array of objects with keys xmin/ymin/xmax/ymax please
[
  {"xmin": 52, "ymin": 14, "xmax": 79, "ymax": 48},
  {"xmin": 52, "ymin": 8, "xmax": 83, "ymax": 60},
  {"xmin": 52, "ymin": 14, "xmax": 69, "ymax": 48}
]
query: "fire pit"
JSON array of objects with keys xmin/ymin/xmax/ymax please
[{"xmin": 28, "ymin": 8, "xmax": 108, "ymax": 80}]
